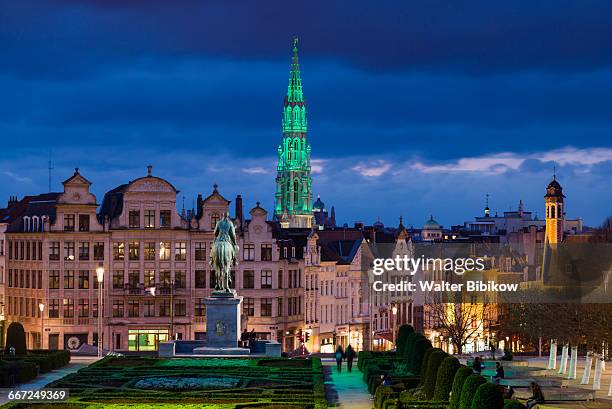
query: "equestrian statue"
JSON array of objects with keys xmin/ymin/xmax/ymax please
[{"xmin": 210, "ymin": 214, "xmax": 239, "ymax": 294}]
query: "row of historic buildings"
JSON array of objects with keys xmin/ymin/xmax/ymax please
[{"xmin": 0, "ymin": 38, "xmax": 593, "ymax": 355}]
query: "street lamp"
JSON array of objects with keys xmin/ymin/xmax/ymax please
[
  {"xmin": 392, "ymin": 305, "xmax": 398, "ymax": 349},
  {"xmin": 95, "ymin": 265, "xmax": 105, "ymax": 358},
  {"xmin": 38, "ymin": 303, "xmax": 45, "ymax": 349}
]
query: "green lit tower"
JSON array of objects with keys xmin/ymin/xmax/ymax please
[{"xmin": 274, "ymin": 37, "xmax": 313, "ymax": 228}]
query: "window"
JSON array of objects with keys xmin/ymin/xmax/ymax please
[
  {"xmin": 194, "ymin": 242, "xmax": 206, "ymax": 260},
  {"xmin": 261, "ymin": 270, "xmax": 272, "ymax": 289},
  {"xmin": 209, "ymin": 271, "xmax": 215, "ymax": 289},
  {"xmin": 49, "ymin": 242, "xmax": 60, "ymax": 260},
  {"xmin": 195, "ymin": 298, "xmax": 206, "ymax": 316},
  {"xmin": 49, "ymin": 299, "xmax": 60, "ymax": 318},
  {"xmin": 144, "ymin": 270, "xmax": 155, "ymax": 287},
  {"xmin": 94, "ymin": 242, "xmax": 104, "ymax": 260},
  {"xmin": 64, "ymin": 214, "xmax": 75, "ymax": 231},
  {"xmin": 195, "ymin": 270, "xmax": 206, "ymax": 288},
  {"xmin": 174, "ymin": 242, "xmax": 186, "ymax": 261},
  {"xmin": 159, "ymin": 299, "xmax": 170, "ymax": 316},
  {"xmin": 144, "ymin": 242, "xmax": 155, "ymax": 260},
  {"xmin": 113, "ymin": 270, "xmax": 124, "ymax": 289},
  {"xmin": 278, "ymin": 297, "xmax": 283, "ymax": 317},
  {"xmin": 211, "ymin": 213, "xmax": 220, "ymax": 229},
  {"xmin": 243, "ymin": 243, "xmax": 255, "ymax": 261},
  {"xmin": 143, "ymin": 300, "xmax": 154, "ymax": 317},
  {"xmin": 175, "ymin": 271, "xmax": 186, "ymax": 288},
  {"xmin": 49, "ymin": 271, "xmax": 60, "ymax": 289},
  {"xmin": 261, "ymin": 244, "xmax": 272, "ymax": 261},
  {"xmin": 174, "ymin": 300, "xmax": 186, "ymax": 316},
  {"xmin": 243, "ymin": 298, "xmax": 254, "ymax": 316},
  {"xmin": 78, "ymin": 214, "xmax": 90, "ymax": 232},
  {"xmin": 78, "ymin": 299, "xmax": 89, "ymax": 317},
  {"xmin": 128, "ymin": 270, "xmax": 139, "ymax": 288},
  {"xmin": 112, "ymin": 300, "xmax": 124, "ymax": 317},
  {"xmin": 289, "ymin": 270, "xmax": 298, "ymax": 288},
  {"xmin": 78, "ymin": 270, "xmax": 89, "ymax": 289},
  {"xmin": 159, "ymin": 270, "xmax": 171, "ymax": 286},
  {"xmin": 128, "ymin": 300, "xmax": 139, "ymax": 317},
  {"xmin": 129, "ymin": 241, "xmax": 140, "ymax": 260},
  {"xmin": 64, "ymin": 270, "xmax": 74, "ymax": 289},
  {"xmin": 159, "ymin": 242, "xmax": 170, "ymax": 260},
  {"xmin": 160, "ymin": 210, "xmax": 171, "ymax": 228},
  {"xmin": 79, "ymin": 242, "xmax": 90, "ymax": 261},
  {"xmin": 145, "ymin": 210, "xmax": 155, "ymax": 228},
  {"xmin": 63, "ymin": 298, "xmax": 74, "ymax": 318},
  {"xmin": 278, "ymin": 270, "xmax": 283, "ymax": 289},
  {"xmin": 243, "ymin": 270, "xmax": 254, "ymax": 289},
  {"xmin": 64, "ymin": 242, "xmax": 75, "ymax": 261},
  {"xmin": 261, "ymin": 298, "xmax": 272, "ymax": 317},
  {"xmin": 113, "ymin": 242, "xmax": 125, "ymax": 260},
  {"xmin": 128, "ymin": 210, "xmax": 140, "ymax": 228},
  {"xmin": 92, "ymin": 299, "xmax": 99, "ymax": 318}
]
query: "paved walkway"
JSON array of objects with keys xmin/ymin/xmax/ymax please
[
  {"xmin": 0, "ymin": 356, "xmax": 99, "ymax": 405},
  {"xmin": 324, "ymin": 359, "xmax": 373, "ymax": 409}
]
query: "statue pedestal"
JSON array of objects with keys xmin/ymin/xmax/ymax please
[{"xmin": 204, "ymin": 295, "xmax": 243, "ymax": 348}]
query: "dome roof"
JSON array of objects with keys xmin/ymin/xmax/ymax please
[
  {"xmin": 423, "ymin": 215, "xmax": 441, "ymax": 229},
  {"xmin": 313, "ymin": 195, "xmax": 325, "ymax": 211}
]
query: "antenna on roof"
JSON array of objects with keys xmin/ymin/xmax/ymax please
[{"xmin": 47, "ymin": 150, "xmax": 54, "ymax": 193}]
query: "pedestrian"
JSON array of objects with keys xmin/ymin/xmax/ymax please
[
  {"xmin": 345, "ymin": 345, "xmax": 356, "ymax": 372},
  {"xmin": 335, "ymin": 345, "xmax": 344, "ymax": 372},
  {"xmin": 473, "ymin": 356, "xmax": 483, "ymax": 374},
  {"xmin": 492, "ymin": 362, "xmax": 505, "ymax": 382},
  {"xmin": 525, "ymin": 381, "xmax": 545, "ymax": 409}
]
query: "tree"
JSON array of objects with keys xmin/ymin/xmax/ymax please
[{"xmin": 426, "ymin": 292, "xmax": 492, "ymax": 354}]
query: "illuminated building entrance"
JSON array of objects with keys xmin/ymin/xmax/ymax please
[{"xmin": 128, "ymin": 329, "xmax": 169, "ymax": 351}]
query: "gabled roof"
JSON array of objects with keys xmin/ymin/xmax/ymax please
[{"xmin": 62, "ymin": 168, "xmax": 92, "ymax": 186}]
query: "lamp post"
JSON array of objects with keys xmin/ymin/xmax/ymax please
[
  {"xmin": 95, "ymin": 265, "xmax": 105, "ymax": 358},
  {"xmin": 38, "ymin": 302, "xmax": 45, "ymax": 349},
  {"xmin": 392, "ymin": 305, "xmax": 398, "ymax": 349}
]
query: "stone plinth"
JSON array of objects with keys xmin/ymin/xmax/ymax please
[{"xmin": 204, "ymin": 295, "xmax": 242, "ymax": 348}]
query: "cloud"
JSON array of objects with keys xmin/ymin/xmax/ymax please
[
  {"xmin": 352, "ymin": 160, "xmax": 392, "ymax": 177},
  {"xmin": 408, "ymin": 147, "xmax": 612, "ymax": 175},
  {"xmin": 2, "ymin": 171, "xmax": 32, "ymax": 183},
  {"xmin": 241, "ymin": 167, "xmax": 269, "ymax": 175},
  {"xmin": 310, "ymin": 159, "xmax": 326, "ymax": 174}
]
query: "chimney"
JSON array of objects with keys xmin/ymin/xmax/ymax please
[
  {"xmin": 196, "ymin": 194, "xmax": 203, "ymax": 219},
  {"xmin": 7, "ymin": 196, "xmax": 18, "ymax": 208},
  {"xmin": 235, "ymin": 195, "xmax": 243, "ymax": 224}
]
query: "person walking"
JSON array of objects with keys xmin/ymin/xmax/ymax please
[
  {"xmin": 335, "ymin": 345, "xmax": 345, "ymax": 372},
  {"xmin": 345, "ymin": 345, "xmax": 356, "ymax": 372}
]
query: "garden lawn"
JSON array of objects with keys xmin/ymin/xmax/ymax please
[{"xmin": 1, "ymin": 356, "xmax": 327, "ymax": 409}]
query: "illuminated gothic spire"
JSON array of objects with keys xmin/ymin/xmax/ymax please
[{"xmin": 274, "ymin": 37, "xmax": 313, "ymax": 228}]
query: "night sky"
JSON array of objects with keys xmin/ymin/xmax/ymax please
[{"xmin": 1, "ymin": 1, "xmax": 611, "ymax": 227}]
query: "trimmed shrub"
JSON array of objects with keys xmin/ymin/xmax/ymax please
[
  {"xmin": 3, "ymin": 350, "xmax": 71, "ymax": 373},
  {"xmin": 503, "ymin": 400, "xmax": 526, "ymax": 409},
  {"xmin": 458, "ymin": 374, "xmax": 486, "ymax": 409},
  {"xmin": 396, "ymin": 324, "xmax": 414, "ymax": 355},
  {"xmin": 411, "ymin": 338, "xmax": 433, "ymax": 374},
  {"xmin": 417, "ymin": 347, "xmax": 435, "ymax": 386},
  {"xmin": 433, "ymin": 356, "xmax": 461, "ymax": 401},
  {"xmin": 449, "ymin": 365, "xmax": 474, "ymax": 409},
  {"xmin": 0, "ymin": 360, "xmax": 38, "ymax": 386},
  {"xmin": 5, "ymin": 322, "xmax": 27, "ymax": 355},
  {"xmin": 404, "ymin": 332, "xmax": 421, "ymax": 358},
  {"xmin": 423, "ymin": 349, "xmax": 448, "ymax": 399},
  {"xmin": 471, "ymin": 382, "xmax": 504, "ymax": 409}
]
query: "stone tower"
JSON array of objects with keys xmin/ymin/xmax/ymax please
[
  {"xmin": 545, "ymin": 174, "xmax": 565, "ymax": 245},
  {"xmin": 274, "ymin": 37, "xmax": 313, "ymax": 228}
]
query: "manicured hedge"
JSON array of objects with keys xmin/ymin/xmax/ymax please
[
  {"xmin": 448, "ymin": 365, "xmax": 474, "ymax": 409},
  {"xmin": 404, "ymin": 332, "xmax": 421, "ymax": 358},
  {"xmin": 0, "ymin": 360, "xmax": 38, "ymax": 386},
  {"xmin": 503, "ymin": 400, "xmax": 526, "ymax": 409},
  {"xmin": 433, "ymin": 356, "xmax": 460, "ymax": 401},
  {"xmin": 412, "ymin": 338, "xmax": 433, "ymax": 374},
  {"xmin": 458, "ymin": 374, "xmax": 486, "ymax": 409},
  {"xmin": 423, "ymin": 350, "xmax": 448, "ymax": 399},
  {"xmin": 470, "ymin": 382, "xmax": 504, "ymax": 409},
  {"xmin": 3, "ymin": 350, "xmax": 70, "ymax": 373},
  {"xmin": 395, "ymin": 324, "xmax": 414, "ymax": 355},
  {"xmin": 5, "ymin": 322, "xmax": 27, "ymax": 355}
]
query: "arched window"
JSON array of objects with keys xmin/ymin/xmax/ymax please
[
  {"xmin": 32, "ymin": 216, "xmax": 40, "ymax": 232},
  {"xmin": 23, "ymin": 216, "xmax": 31, "ymax": 232},
  {"xmin": 293, "ymin": 179, "xmax": 300, "ymax": 205}
]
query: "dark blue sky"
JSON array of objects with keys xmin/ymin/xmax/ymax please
[{"xmin": 1, "ymin": 1, "xmax": 611, "ymax": 227}]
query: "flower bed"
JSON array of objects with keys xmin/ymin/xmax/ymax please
[{"xmin": 133, "ymin": 376, "xmax": 241, "ymax": 390}]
